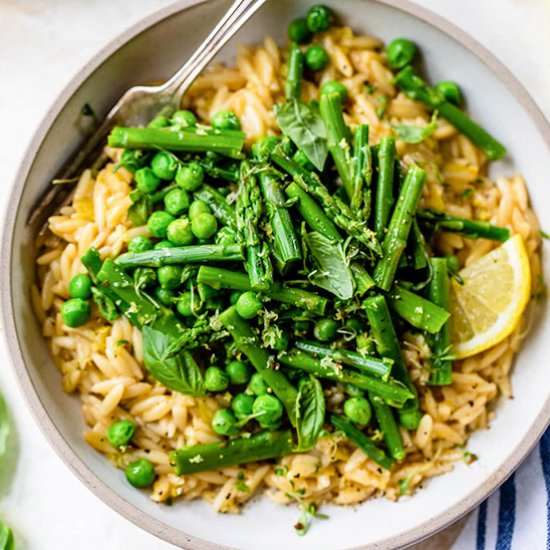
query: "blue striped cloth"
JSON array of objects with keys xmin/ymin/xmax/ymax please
[{"xmin": 451, "ymin": 429, "xmax": 550, "ymax": 549}]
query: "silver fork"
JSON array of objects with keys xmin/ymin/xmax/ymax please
[{"xmin": 29, "ymin": 0, "xmax": 267, "ymax": 225}]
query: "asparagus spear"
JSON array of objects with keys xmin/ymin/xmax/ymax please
[
  {"xmin": 285, "ymin": 42, "xmax": 304, "ymax": 100},
  {"xmin": 272, "ymin": 151, "xmax": 381, "ymax": 255},
  {"xmin": 330, "ymin": 414, "xmax": 394, "ymax": 470},
  {"xmin": 409, "ymin": 218, "xmax": 428, "ymax": 270},
  {"xmin": 374, "ymin": 136, "xmax": 396, "ymax": 240},
  {"xmin": 278, "ymin": 349, "xmax": 413, "ymax": 406},
  {"xmin": 237, "ymin": 161, "xmax": 273, "ymax": 290},
  {"xmin": 427, "ymin": 258, "xmax": 453, "ymax": 385},
  {"xmin": 373, "ymin": 165, "xmax": 426, "ymax": 290},
  {"xmin": 319, "ymin": 92, "xmax": 354, "ymax": 199},
  {"xmin": 108, "ymin": 127, "xmax": 245, "ymax": 158},
  {"xmin": 387, "ymin": 284, "xmax": 450, "ymax": 334},
  {"xmin": 417, "ymin": 209, "xmax": 510, "ymax": 242},
  {"xmin": 252, "ymin": 155, "xmax": 301, "ymax": 273},
  {"xmin": 369, "ymin": 394, "xmax": 405, "ymax": 460},
  {"xmin": 171, "ymin": 430, "xmax": 294, "ymax": 475},
  {"xmin": 351, "ymin": 124, "xmax": 373, "ymax": 216},
  {"xmin": 115, "ymin": 244, "xmax": 243, "ymax": 268},
  {"xmin": 364, "ymin": 295, "xmax": 422, "ymax": 430},
  {"xmin": 219, "ymin": 307, "xmax": 298, "ymax": 425},
  {"xmin": 294, "ymin": 340, "xmax": 392, "ymax": 379},
  {"xmin": 193, "ymin": 184, "xmax": 236, "ymax": 227},
  {"xmin": 394, "ymin": 66, "xmax": 506, "ymax": 161},
  {"xmin": 286, "ymin": 182, "xmax": 342, "ymax": 241},
  {"xmin": 197, "ymin": 266, "xmax": 327, "ymax": 315}
]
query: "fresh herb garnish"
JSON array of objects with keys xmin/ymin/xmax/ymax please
[
  {"xmin": 142, "ymin": 326, "xmax": 206, "ymax": 396},
  {"xmin": 304, "ymin": 232, "xmax": 354, "ymax": 300},
  {"xmin": 391, "ymin": 111, "xmax": 438, "ymax": 144},
  {"xmin": 295, "ymin": 376, "xmax": 325, "ymax": 452},
  {"xmin": 274, "ymin": 99, "xmax": 328, "ymax": 171}
]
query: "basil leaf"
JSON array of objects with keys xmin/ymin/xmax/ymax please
[
  {"xmin": 295, "ymin": 376, "xmax": 325, "ymax": 452},
  {"xmin": 0, "ymin": 522, "xmax": 14, "ymax": 550},
  {"xmin": 391, "ymin": 111, "xmax": 438, "ymax": 144},
  {"xmin": 0, "ymin": 393, "xmax": 9, "ymax": 464},
  {"xmin": 304, "ymin": 231, "xmax": 354, "ymax": 300},
  {"xmin": 142, "ymin": 325, "xmax": 205, "ymax": 396},
  {"xmin": 274, "ymin": 99, "xmax": 328, "ymax": 171}
]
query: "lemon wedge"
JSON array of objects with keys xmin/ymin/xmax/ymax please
[{"xmin": 450, "ymin": 234, "xmax": 531, "ymax": 359}]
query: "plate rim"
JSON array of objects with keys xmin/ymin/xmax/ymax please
[{"xmin": 2, "ymin": 0, "xmax": 549, "ymax": 549}]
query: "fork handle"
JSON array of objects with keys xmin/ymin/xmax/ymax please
[{"xmin": 163, "ymin": 0, "xmax": 267, "ymax": 101}]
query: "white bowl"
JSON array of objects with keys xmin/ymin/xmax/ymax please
[{"xmin": 2, "ymin": 1, "xmax": 549, "ymax": 548}]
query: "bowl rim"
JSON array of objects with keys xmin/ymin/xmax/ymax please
[{"xmin": 2, "ymin": 0, "xmax": 550, "ymax": 548}]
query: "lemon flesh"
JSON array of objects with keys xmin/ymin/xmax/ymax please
[{"xmin": 450, "ymin": 234, "xmax": 531, "ymax": 359}]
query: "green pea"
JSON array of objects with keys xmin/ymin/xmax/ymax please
[
  {"xmin": 155, "ymin": 287, "xmax": 174, "ymax": 306},
  {"xmin": 127, "ymin": 236, "xmax": 154, "ymax": 254},
  {"xmin": 292, "ymin": 149, "xmax": 315, "ymax": 171},
  {"xmin": 320, "ymin": 80, "xmax": 348, "ymax": 102},
  {"xmin": 164, "ymin": 188, "xmax": 190, "ymax": 216},
  {"xmin": 147, "ymin": 211, "xmax": 175, "ymax": 238},
  {"xmin": 435, "ymin": 81, "xmax": 462, "ymax": 105},
  {"xmin": 231, "ymin": 392, "xmax": 254, "ymax": 420},
  {"xmin": 151, "ymin": 151, "xmax": 179, "ymax": 181},
  {"xmin": 157, "ymin": 265, "xmax": 183, "ymax": 290},
  {"xmin": 236, "ymin": 291, "xmax": 262, "ymax": 319},
  {"xmin": 215, "ymin": 226, "xmax": 236, "ymax": 245},
  {"xmin": 305, "ymin": 45, "xmax": 329, "ymax": 71},
  {"xmin": 343, "ymin": 396, "xmax": 372, "ymax": 427},
  {"xmin": 176, "ymin": 162, "xmax": 204, "ymax": 191},
  {"xmin": 147, "ymin": 115, "xmax": 170, "ymax": 129},
  {"xmin": 446, "ymin": 254, "xmax": 460, "ymax": 274},
  {"xmin": 229, "ymin": 291, "xmax": 242, "ymax": 305},
  {"xmin": 211, "ymin": 110, "xmax": 241, "ymax": 131},
  {"xmin": 188, "ymin": 199, "xmax": 212, "ymax": 220},
  {"xmin": 135, "ymin": 167, "xmax": 161, "ymax": 194},
  {"xmin": 125, "ymin": 459, "xmax": 156, "ymax": 488},
  {"xmin": 253, "ymin": 394, "xmax": 283, "ymax": 427},
  {"xmin": 191, "ymin": 212, "xmax": 217, "ymax": 239},
  {"xmin": 154, "ymin": 239, "xmax": 175, "ymax": 250},
  {"xmin": 204, "ymin": 366, "xmax": 230, "ymax": 392},
  {"xmin": 344, "ymin": 384, "xmax": 364, "ymax": 398},
  {"xmin": 120, "ymin": 149, "xmax": 146, "ymax": 173},
  {"xmin": 107, "ymin": 420, "xmax": 136, "ymax": 448},
  {"xmin": 226, "ymin": 360, "xmax": 251, "ymax": 386},
  {"xmin": 166, "ymin": 218, "xmax": 194, "ymax": 246},
  {"xmin": 176, "ymin": 291, "xmax": 196, "ymax": 317},
  {"xmin": 211, "ymin": 408, "xmax": 239, "ymax": 436},
  {"xmin": 314, "ymin": 318, "xmax": 338, "ymax": 341},
  {"xmin": 386, "ymin": 38, "xmax": 417, "ymax": 70},
  {"xmin": 171, "ymin": 109, "xmax": 197, "ymax": 128},
  {"xmin": 251, "ymin": 136, "xmax": 280, "ymax": 159},
  {"xmin": 61, "ymin": 298, "xmax": 90, "ymax": 328},
  {"xmin": 287, "ymin": 18, "xmax": 311, "ymax": 44},
  {"xmin": 68, "ymin": 273, "xmax": 92, "ymax": 300},
  {"xmin": 248, "ymin": 373, "xmax": 268, "ymax": 396},
  {"xmin": 306, "ymin": 5, "xmax": 333, "ymax": 32}
]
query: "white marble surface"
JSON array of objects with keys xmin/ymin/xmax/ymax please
[{"xmin": 0, "ymin": 1, "xmax": 549, "ymax": 548}]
